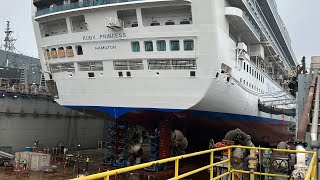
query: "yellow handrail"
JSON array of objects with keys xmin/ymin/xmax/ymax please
[
  {"xmin": 305, "ymin": 152, "xmax": 317, "ymax": 179},
  {"xmin": 71, "ymin": 145, "xmax": 317, "ymax": 180}
]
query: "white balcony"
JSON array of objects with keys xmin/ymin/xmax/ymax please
[{"xmin": 225, "ymin": 7, "xmax": 260, "ymax": 44}]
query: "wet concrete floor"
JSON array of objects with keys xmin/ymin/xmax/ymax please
[{"xmin": 0, "ymin": 149, "xmax": 211, "ymax": 180}]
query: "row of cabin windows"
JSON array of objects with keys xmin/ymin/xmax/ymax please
[
  {"xmin": 131, "ymin": 20, "xmax": 192, "ymax": 27},
  {"xmin": 240, "ymin": 78, "xmax": 264, "ymax": 94},
  {"xmin": 150, "ymin": 20, "xmax": 191, "ymax": 26},
  {"xmin": 131, "ymin": 40, "xmax": 194, "ymax": 52},
  {"xmin": 243, "ymin": 61, "xmax": 265, "ymax": 83},
  {"xmin": 44, "ymin": 45, "xmax": 83, "ymax": 59}
]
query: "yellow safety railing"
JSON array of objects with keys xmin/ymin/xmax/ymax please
[{"xmin": 71, "ymin": 146, "xmax": 317, "ymax": 180}]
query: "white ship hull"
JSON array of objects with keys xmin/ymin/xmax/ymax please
[{"xmin": 32, "ymin": 0, "xmax": 297, "ymax": 146}]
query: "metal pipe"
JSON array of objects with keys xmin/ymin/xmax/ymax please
[
  {"xmin": 310, "ymin": 75, "xmax": 320, "ymax": 180},
  {"xmin": 311, "ymin": 76, "xmax": 320, "ymax": 145},
  {"xmin": 297, "ymin": 75, "xmax": 317, "ymax": 141}
]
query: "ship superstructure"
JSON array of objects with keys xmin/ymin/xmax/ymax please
[{"xmin": 32, "ymin": 0, "xmax": 297, "ymax": 149}]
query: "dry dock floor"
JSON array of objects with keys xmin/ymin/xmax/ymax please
[{"xmin": 0, "ymin": 149, "xmax": 210, "ymax": 180}]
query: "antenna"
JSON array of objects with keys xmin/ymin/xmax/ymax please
[{"xmin": 3, "ymin": 21, "xmax": 21, "ymax": 54}]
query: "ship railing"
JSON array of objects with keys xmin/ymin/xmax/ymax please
[
  {"xmin": 71, "ymin": 145, "xmax": 317, "ymax": 180},
  {"xmin": 241, "ymin": 11, "xmax": 260, "ymax": 39},
  {"xmin": 244, "ymin": 0, "xmax": 294, "ymax": 74},
  {"xmin": 35, "ymin": 0, "xmax": 142, "ymax": 17},
  {"xmin": 255, "ymin": 5, "xmax": 292, "ymax": 68},
  {"xmin": 267, "ymin": 0, "xmax": 296, "ymax": 64},
  {"xmin": 267, "ymin": 0, "xmax": 292, "ymax": 44}
]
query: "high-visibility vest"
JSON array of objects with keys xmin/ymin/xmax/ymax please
[{"xmin": 86, "ymin": 158, "xmax": 89, "ymax": 162}]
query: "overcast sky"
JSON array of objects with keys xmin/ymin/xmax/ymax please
[{"xmin": 0, "ymin": 0, "xmax": 319, "ymax": 62}]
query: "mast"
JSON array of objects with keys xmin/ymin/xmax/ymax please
[{"xmin": 3, "ymin": 21, "xmax": 19, "ymax": 53}]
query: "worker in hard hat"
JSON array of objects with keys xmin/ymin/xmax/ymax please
[{"xmin": 22, "ymin": 159, "xmax": 28, "ymax": 169}]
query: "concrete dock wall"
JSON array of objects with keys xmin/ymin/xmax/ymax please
[{"xmin": 0, "ymin": 95, "xmax": 106, "ymax": 152}]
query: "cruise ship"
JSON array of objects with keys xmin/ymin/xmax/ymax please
[{"xmin": 32, "ymin": 0, "xmax": 297, "ymax": 152}]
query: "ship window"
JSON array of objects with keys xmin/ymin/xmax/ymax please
[
  {"xmin": 190, "ymin": 71, "xmax": 196, "ymax": 77},
  {"xmin": 114, "ymin": 61, "xmax": 129, "ymax": 70},
  {"xmin": 66, "ymin": 46, "xmax": 74, "ymax": 57},
  {"xmin": 128, "ymin": 60, "xmax": 144, "ymax": 70},
  {"xmin": 79, "ymin": 61, "xmax": 103, "ymax": 71},
  {"xmin": 58, "ymin": 47, "xmax": 65, "ymax": 58},
  {"xmin": 132, "ymin": 22, "xmax": 138, "ymax": 27},
  {"xmin": 151, "ymin": 22, "xmax": 160, "ymax": 26},
  {"xmin": 131, "ymin": 41, "xmax": 140, "ymax": 52},
  {"xmin": 184, "ymin": 40, "xmax": 194, "ymax": 51},
  {"xmin": 215, "ymin": 72, "xmax": 219, "ymax": 78},
  {"xmin": 246, "ymin": 65, "xmax": 249, "ymax": 72},
  {"xmin": 157, "ymin": 40, "xmax": 166, "ymax": 51},
  {"xmin": 118, "ymin": 72, "xmax": 123, "ymax": 77},
  {"xmin": 249, "ymin": 67, "xmax": 251, "ymax": 74},
  {"xmin": 243, "ymin": 80, "xmax": 245, "ymax": 84},
  {"xmin": 114, "ymin": 60, "xmax": 144, "ymax": 70},
  {"xmin": 240, "ymin": 78, "xmax": 242, "ymax": 83},
  {"xmin": 126, "ymin": 71, "xmax": 131, "ymax": 77},
  {"xmin": 170, "ymin": 40, "xmax": 180, "ymax": 51},
  {"xmin": 144, "ymin": 41, "xmax": 153, "ymax": 52},
  {"xmin": 76, "ymin": 45, "xmax": 83, "ymax": 55},
  {"xmin": 46, "ymin": 49, "xmax": 51, "ymax": 59},
  {"xmin": 88, "ymin": 72, "xmax": 95, "ymax": 78},
  {"xmin": 172, "ymin": 59, "xmax": 197, "ymax": 70},
  {"xmin": 243, "ymin": 62, "xmax": 246, "ymax": 71},
  {"xmin": 180, "ymin": 20, "xmax": 191, "ymax": 24},
  {"xmin": 50, "ymin": 63, "xmax": 75, "ymax": 73},
  {"xmin": 165, "ymin": 21, "xmax": 175, "ymax": 25},
  {"xmin": 51, "ymin": 48, "xmax": 58, "ymax": 58}
]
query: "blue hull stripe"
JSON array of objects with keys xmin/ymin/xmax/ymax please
[
  {"xmin": 65, "ymin": 106, "xmax": 290, "ymax": 124},
  {"xmin": 65, "ymin": 105, "xmax": 181, "ymax": 119}
]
